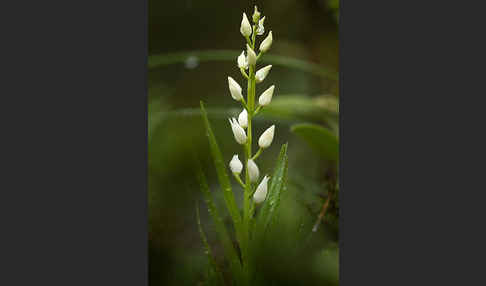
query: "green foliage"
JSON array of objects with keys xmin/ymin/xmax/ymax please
[
  {"xmin": 256, "ymin": 143, "xmax": 289, "ymax": 234},
  {"xmin": 195, "ymin": 164, "xmax": 242, "ymax": 280},
  {"xmin": 148, "ymin": 50, "xmax": 338, "ymax": 81},
  {"xmin": 195, "ymin": 203, "xmax": 226, "ymax": 286},
  {"xmin": 200, "ymin": 101, "xmax": 243, "ymax": 242},
  {"xmin": 262, "ymin": 95, "xmax": 338, "ymax": 125},
  {"xmin": 148, "ymin": 2, "xmax": 339, "ymax": 285},
  {"xmin": 291, "ymin": 123, "xmax": 339, "ymax": 163}
]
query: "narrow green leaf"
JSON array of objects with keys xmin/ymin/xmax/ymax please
[
  {"xmin": 200, "ymin": 101, "xmax": 243, "ymax": 242},
  {"xmin": 196, "ymin": 164, "xmax": 242, "ymax": 281},
  {"xmin": 256, "ymin": 143, "xmax": 289, "ymax": 233},
  {"xmin": 196, "ymin": 203, "xmax": 225, "ymax": 286},
  {"xmin": 261, "ymin": 95, "xmax": 338, "ymax": 124},
  {"xmin": 291, "ymin": 123, "xmax": 339, "ymax": 162},
  {"xmin": 148, "ymin": 50, "xmax": 338, "ymax": 81}
]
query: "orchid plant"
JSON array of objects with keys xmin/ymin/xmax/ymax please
[{"xmin": 196, "ymin": 6, "xmax": 289, "ymax": 286}]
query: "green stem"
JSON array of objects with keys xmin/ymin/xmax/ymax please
[
  {"xmin": 251, "ymin": 148, "xmax": 263, "ymax": 160},
  {"xmin": 233, "ymin": 173, "xmax": 246, "ymax": 189},
  {"xmin": 254, "ymin": 105, "xmax": 262, "ymax": 115},
  {"xmin": 240, "ymin": 68, "xmax": 249, "ymax": 79},
  {"xmin": 240, "ymin": 23, "xmax": 259, "ymax": 286}
]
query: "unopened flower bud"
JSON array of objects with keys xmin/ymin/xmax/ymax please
[
  {"xmin": 228, "ymin": 76, "xmax": 243, "ymax": 101},
  {"xmin": 237, "ymin": 51, "xmax": 248, "ymax": 70},
  {"xmin": 229, "ymin": 118, "xmax": 247, "ymax": 144},
  {"xmin": 247, "ymin": 44, "xmax": 257, "ymax": 66},
  {"xmin": 259, "ymin": 31, "xmax": 273, "ymax": 52},
  {"xmin": 258, "ymin": 125, "xmax": 275, "ymax": 149},
  {"xmin": 252, "ymin": 6, "xmax": 261, "ymax": 23},
  {"xmin": 240, "ymin": 13, "xmax": 252, "ymax": 37},
  {"xmin": 253, "ymin": 175, "xmax": 270, "ymax": 203},
  {"xmin": 255, "ymin": 65, "xmax": 272, "ymax": 83},
  {"xmin": 247, "ymin": 159, "xmax": 260, "ymax": 183},
  {"xmin": 258, "ymin": 85, "xmax": 275, "ymax": 106},
  {"xmin": 238, "ymin": 109, "xmax": 248, "ymax": 129},
  {"xmin": 256, "ymin": 16, "xmax": 265, "ymax": 35},
  {"xmin": 229, "ymin": 154, "xmax": 243, "ymax": 174}
]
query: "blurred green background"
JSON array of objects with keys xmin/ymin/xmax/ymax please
[{"xmin": 149, "ymin": 0, "xmax": 339, "ymax": 285}]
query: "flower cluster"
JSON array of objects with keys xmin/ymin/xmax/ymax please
[{"xmin": 227, "ymin": 6, "xmax": 275, "ymax": 205}]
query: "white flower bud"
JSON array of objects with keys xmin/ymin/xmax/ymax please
[
  {"xmin": 258, "ymin": 125, "xmax": 275, "ymax": 149},
  {"xmin": 255, "ymin": 65, "xmax": 272, "ymax": 83},
  {"xmin": 240, "ymin": 13, "xmax": 252, "ymax": 37},
  {"xmin": 237, "ymin": 51, "xmax": 248, "ymax": 70},
  {"xmin": 258, "ymin": 85, "xmax": 275, "ymax": 106},
  {"xmin": 228, "ymin": 76, "xmax": 243, "ymax": 101},
  {"xmin": 238, "ymin": 109, "xmax": 248, "ymax": 129},
  {"xmin": 228, "ymin": 118, "xmax": 247, "ymax": 144},
  {"xmin": 259, "ymin": 31, "xmax": 273, "ymax": 52},
  {"xmin": 247, "ymin": 159, "xmax": 260, "ymax": 183},
  {"xmin": 247, "ymin": 44, "xmax": 257, "ymax": 67},
  {"xmin": 256, "ymin": 16, "xmax": 265, "ymax": 35},
  {"xmin": 252, "ymin": 6, "xmax": 261, "ymax": 23},
  {"xmin": 229, "ymin": 154, "xmax": 243, "ymax": 174},
  {"xmin": 253, "ymin": 175, "xmax": 270, "ymax": 203}
]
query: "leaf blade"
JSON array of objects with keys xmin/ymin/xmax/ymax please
[
  {"xmin": 148, "ymin": 50, "xmax": 338, "ymax": 81},
  {"xmin": 196, "ymin": 163, "xmax": 242, "ymax": 281},
  {"xmin": 291, "ymin": 123, "xmax": 339, "ymax": 162},
  {"xmin": 196, "ymin": 203, "xmax": 226, "ymax": 286},
  {"xmin": 199, "ymin": 101, "xmax": 243, "ymax": 255},
  {"xmin": 256, "ymin": 143, "xmax": 289, "ymax": 234}
]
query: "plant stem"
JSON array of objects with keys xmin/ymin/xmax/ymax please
[
  {"xmin": 240, "ymin": 24, "xmax": 259, "ymax": 285},
  {"xmin": 312, "ymin": 193, "xmax": 332, "ymax": 232},
  {"xmin": 233, "ymin": 173, "xmax": 246, "ymax": 189},
  {"xmin": 251, "ymin": 148, "xmax": 263, "ymax": 160}
]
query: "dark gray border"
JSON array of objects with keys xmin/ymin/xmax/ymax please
[
  {"xmin": 341, "ymin": 1, "xmax": 486, "ymax": 285},
  {"xmin": 0, "ymin": 0, "xmax": 147, "ymax": 285}
]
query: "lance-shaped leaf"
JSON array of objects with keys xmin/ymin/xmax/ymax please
[
  {"xmin": 291, "ymin": 123, "xmax": 339, "ymax": 162},
  {"xmin": 196, "ymin": 203, "xmax": 225, "ymax": 286},
  {"xmin": 256, "ymin": 143, "xmax": 289, "ymax": 234},
  {"xmin": 196, "ymin": 164, "xmax": 242, "ymax": 281},
  {"xmin": 200, "ymin": 101, "xmax": 243, "ymax": 244}
]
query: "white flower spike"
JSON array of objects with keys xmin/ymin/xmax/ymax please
[
  {"xmin": 255, "ymin": 65, "xmax": 272, "ymax": 83},
  {"xmin": 258, "ymin": 125, "xmax": 275, "ymax": 149},
  {"xmin": 256, "ymin": 16, "xmax": 265, "ymax": 35},
  {"xmin": 240, "ymin": 13, "xmax": 252, "ymax": 37},
  {"xmin": 237, "ymin": 51, "xmax": 248, "ymax": 70},
  {"xmin": 259, "ymin": 31, "xmax": 273, "ymax": 52},
  {"xmin": 246, "ymin": 44, "xmax": 257, "ymax": 67},
  {"xmin": 229, "ymin": 118, "xmax": 247, "ymax": 144},
  {"xmin": 228, "ymin": 77, "xmax": 243, "ymax": 101},
  {"xmin": 229, "ymin": 154, "xmax": 243, "ymax": 174},
  {"xmin": 238, "ymin": 109, "xmax": 248, "ymax": 129},
  {"xmin": 253, "ymin": 175, "xmax": 270, "ymax": 203},
  {"xmin": 247, "ymin": 159, "xmax": 260, "ymax": 183},
  {"xmin": 252, "ymin": 6, "xmax": 261, "ymax": 23},
  {"xmin": 258, "ymin": 85, "xmax": 275, "ymax": 106}
]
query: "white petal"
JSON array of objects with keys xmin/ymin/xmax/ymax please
[
  {"xmin": 255, "ymin": 65, "xmax": 272, "ymax": 83},
  {"xmin": 240, "ymin": 13, "xmax": 252, "ymax": 37},
  {"xmin": 258, "ymin": 85, "xmax": 275, "ymax": 106},
  {"xmin": 259, "ymin": 31, "xmax": 273, "ymax": 52},
  {"xmin": 247, "ymin": 44, "xmax": 257, "ymax": 66},
  {"xmin": 237, "ymin": 51, "xmax": 248, "ymax": 69},
  {"xmin": 238, "ymin": 109, "xmax": 248, "ymax": 129},
  {"xmin": 248, "ymin": 159, "xmax": 260, "ymax": 183},
  {"xmin": 229, "ymin": 154, "xmax": 243, "ymax": 174},
  {"xmin": 229, "ymin": 118, "xmax": 247, "ymax": 144},
  {"xmin": 253, "ymin": 176, "xmax": 269, "ymax": 203},
  {"xmin": 228, "ymin": 77, "xmax": 243, "ymax": 101},
  {"xmin": 258, "ymin": 125, "xmax": 275, "ymax": 149}
]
